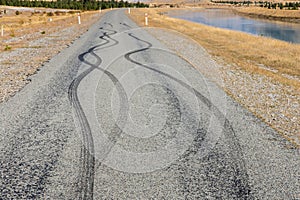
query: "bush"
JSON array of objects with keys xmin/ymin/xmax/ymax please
[
  {"xmin": 54, "ymin": 11, "xmax": 60, "ymax": 16},
  {"xmin": 279, "ymin": 3, "xmax": 283, "ymax": 9},
  {"xmin": 15, "ymin": 10, "xmax": 20, "ymax": 15},
  {"xmin": 4, "ymin": 45, "xmax": 12, "ymax": 51},
  {"xmin": 47, "ymin": 12, "xmax": 54, "ymax": 16}
]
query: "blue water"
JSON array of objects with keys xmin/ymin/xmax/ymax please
[{"xmin": 170, "ymin": 9, "xmax": 300, "ymax": 44}]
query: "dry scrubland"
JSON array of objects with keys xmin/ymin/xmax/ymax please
[
  {"xmin": 129, "ymin": 8, "xmax": 300, "ymax": 147},
  {"xmin": 0, "ymin": 7, "xmax": 104, "ymax": 102}
]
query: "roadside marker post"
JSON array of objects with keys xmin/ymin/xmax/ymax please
[
  {"xmin": 145, "ymin": 13, "xmax": 148, "ymax": 26},
  {"xmin": 128, "ymin": 8, "xmax": 130, "ymax": 14},
  {"xmin": 77, "ymin": 13, "xmax": 81, "ymax": 25},
  {"xmin": 99, "ymin": 8, "xmax": 102, "ymax": 13}
]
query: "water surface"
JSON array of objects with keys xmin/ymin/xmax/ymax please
[{"xmin": 170, "ymin": 9, "xmax": 300, "ymax": 43}]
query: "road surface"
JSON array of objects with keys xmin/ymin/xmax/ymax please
[{"xmin": 0, "ymin": 10, "xmax": 299, "ymax": 199}]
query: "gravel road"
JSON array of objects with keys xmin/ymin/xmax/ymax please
[{"xmin": 0, "ymin": 9, "xmax": 299, "ymax": 199}]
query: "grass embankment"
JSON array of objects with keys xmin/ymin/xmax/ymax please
[
  {"xmin": 128, "ymin": 8, "xmax": 300, "ymax": 146},
  {"xmin": 233, "ymin": 7, "xmax": 300, "ymax": 23}
]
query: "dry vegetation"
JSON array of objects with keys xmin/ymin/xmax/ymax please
[
  {"xmin": 0, "ymin": 8, "xmax": 105, "ymax": 102},
  {"xmin": 233, "ymin": 7, "xmax": 300, "ymax": 23},
  {"xmin": 0, "ymin": 8, "xmax": 98, "ymax": 52},
  {"xmin": 128, "ymin": 8, "xmax": 300, "ymax": 146},
  {"xmin": 235, "ymin": 6, "xmax": 300, "ymax": 18}
]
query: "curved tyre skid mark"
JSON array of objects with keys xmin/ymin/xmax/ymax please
[
  {"xmin": 68, "ymin": 26, "xmax": 119, "ymax": 200},
  {"xmin": 124, "ymin": 33, "xmax": 252, "ymax": 198}
]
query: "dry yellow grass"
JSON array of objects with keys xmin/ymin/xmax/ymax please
[
  {"xmin": 129, "ymin": 8, "xmax": 300, "ymax": 89},
  {"xmin": 233, "ymin": 7, "xmax": 300, "ymax": 23},
  {"xmin": 236, "ymin": 7, "xmax": 300, "ymax": 18}
]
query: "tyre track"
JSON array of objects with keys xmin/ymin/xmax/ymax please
[
  {"xmin": 124, "ymin": 33, "xmax": 252, "ymax": 198},
  {"xmin": 68, "ymin": 25, "xmax": 120, "ymax": 200}
]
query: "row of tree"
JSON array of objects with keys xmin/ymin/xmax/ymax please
[
  {"xmin": 0, "ymin": 0, "xmax": 148, "ymax": 10},
  {"xmin": 211, "ymin": 1, "xmax": 252, "ymax": 5},
  {"xmin": 211, "ymin": 1, "xmax": 300, "ymax": 10}
]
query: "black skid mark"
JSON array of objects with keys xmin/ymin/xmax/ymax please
[
  {"xmin": 68, "ymin": 25, "xmax": 119, "ymax": 200},
  {"xmin": 124, "ymin": 32, "xmax": 252, "ymax": 199}
]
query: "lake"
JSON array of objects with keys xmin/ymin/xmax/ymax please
[{"xmin": 170, "ymin": 9, "xmax": 300, "ymax": 44}]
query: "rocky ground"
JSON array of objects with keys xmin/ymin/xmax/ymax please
[{"xmin": 222, "ymin": 65, "xmax": 299, "ymax": 145}]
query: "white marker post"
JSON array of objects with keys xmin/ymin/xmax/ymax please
[
  {"xmin": 1, "ymin": 25, "xmax": 3, "ymax": 37},
  {"xmin": 77, "ymin": 13, "xmax": 81, "ymax": 25},
  {"xmin": 99, "ymin": 8, "xmax": 102, "ymax": 13},
  {"xmin": 145, "ymin": 13, "xmax": 148, "ymax": 26},
  {"xmin": 128, "ymin": 8, "xmax": 130, "ymax": 14}
]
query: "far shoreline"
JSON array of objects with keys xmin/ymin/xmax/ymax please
[{"xmin": 231, "ymin": 7, "xmax": 300, "ymax": 24}]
